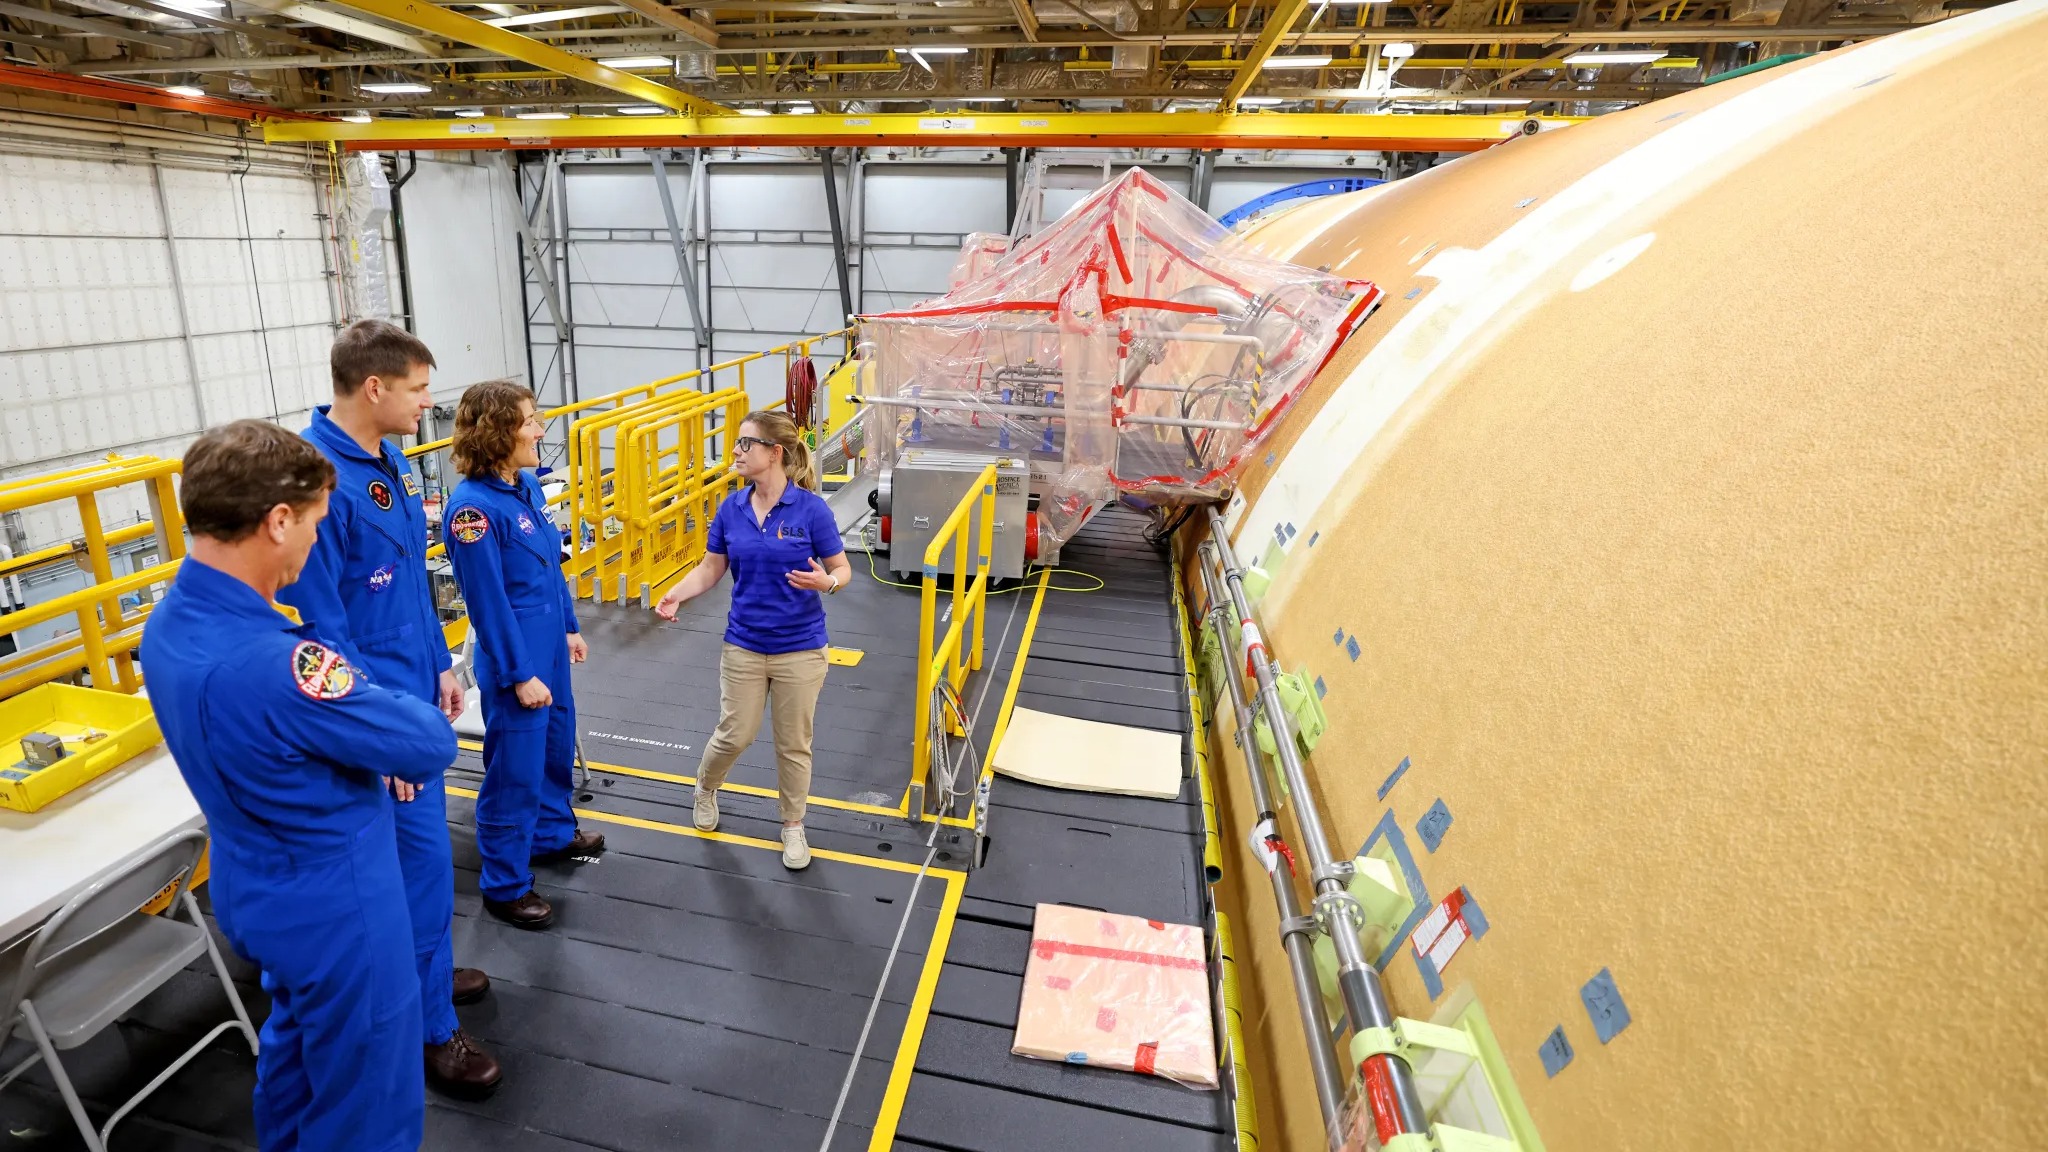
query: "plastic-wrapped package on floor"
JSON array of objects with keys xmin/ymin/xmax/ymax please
[
  {"xmin": 859, "ymin": 167, "xmax": 1381, "ymax": 551},
  {"xmin": 1013, "ymin": 903, "xmax": 1219, "ymax": 1089}
]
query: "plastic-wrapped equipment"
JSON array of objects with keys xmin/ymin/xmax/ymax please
[
  {"xmin": 1013, "ymin": 903, "xmax": 1219, "ymax": 1089},
  {"xmin": 947, "ymin": 232, "xmax": 1013, "ymax": 290},
  {"xmin": 860, "ymin": 168, "xmax": 1381, "ymax": 550}
]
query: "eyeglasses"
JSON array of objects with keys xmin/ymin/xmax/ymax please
[
  {"xmin": 522, "ymin": 414, "xmax": 545, "ymax": 430},
  {"xmin": 734, "ymin": 436, "xmax": 769, "ymax": 453}
]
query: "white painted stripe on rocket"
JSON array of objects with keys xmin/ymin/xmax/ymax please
[{"xmin": 1233, "ymin": 0, "xmax": 2046, "ymax": 563}]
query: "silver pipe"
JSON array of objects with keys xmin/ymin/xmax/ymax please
[
  {"xmin": 859, "ymin": 395, "xmax": 1059, "ymax": 420},
  {"xmin": 1205, "ymin": 506, "xmax": 1429, "ymax": 1138},
  {"xmin": 1119, "ymin": 413, "xmax": 1247, "ymax": 432},
  {"xmin": 1196, "ymin": 542, "xmax": 1346, "ymax": 1142},
  {"xmin": 1132, "ymin": 328, "xmax": 1265, "ymax": 350}
]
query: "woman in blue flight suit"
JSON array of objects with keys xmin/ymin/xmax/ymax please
[
  {"xmin": 142, "ymin": 420, "xmax": 457, "ymax": 1152},
  {"xmin": 442, "ymin": 380, "xmax": 602, "ymax": 929}
]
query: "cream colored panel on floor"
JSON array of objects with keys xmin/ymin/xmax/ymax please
[{"xmin": 992, "ymin": 707, "xmax": 1181, "ymax": 799}]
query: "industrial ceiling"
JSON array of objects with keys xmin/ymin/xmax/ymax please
[{"xmin": 0, "ymin": 0, "xmax": 1992, "ymax": 127}]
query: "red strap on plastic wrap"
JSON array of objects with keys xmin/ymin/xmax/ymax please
[
  {"xmin": 1030, "ymin": 940, "xmax": 1205, "ymax": 971},
  {"xmin": 1105, "ymin": 222, "xmax": 1133, "ymax": 285}
]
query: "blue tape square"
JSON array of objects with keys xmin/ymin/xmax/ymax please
[
  {"xmin": 1538, "ymin": 1027, "xmax": 1575, "ymax": 1078},
  {"xmin": 1459, "ymin": 888, "xmax": 1489, "ymax": 939},
  {"xmin": 1314, "ymin": 676, "xmax": 1327, "ymax": 699},
  {"xmin": 1333, "ymin": 627, "xmax": 1345, "ymax": 647},
  {"xmin": 1264, "ymin": 451, "xmax": 1276, "ymax": 467},
  {"xmin": 1416, "ymin": 799, "xmax": 1452, "ymax": 852},
  {"xmin": 1283, "ymin": 522, "xmax": 1298, "ymax": 540},
  {"xmin": 1581, "ymin": 968, "xmax": 1632, "ymax": 1044},
  {"xmin": 1405, "ymin": 286, "xmax": 1423, "ymax": 300},
  {"xmin": 1375, "ymin": 756, "xmax": 1410, "ymax": 801},
  {"xmin": 1306, "ymin": 531, "xmax": 1319, "ymax": 548},
  {"xmin": 1413, "ymin": 947, "xmax": 1444, "ymax": 1000},
  {"xmin": 1345, "ymin": 636, "xmax": 1361, "ymax": 662},
  {"xmin": 1360, "ymin": 812, "xmax": 1431, "ymax": 971}
]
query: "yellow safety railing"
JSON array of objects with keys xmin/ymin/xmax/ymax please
[
  {"xmin": 0, "ymin": 456, "xmax": 186, "ymax": 698},
  {"xmin": 909, "ymin": 462, "xmax": 997, "ymax": 820}
]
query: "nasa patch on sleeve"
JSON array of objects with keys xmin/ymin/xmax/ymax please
[
  {"xmin": 450, "ymin": 507, "xmax": 490, "ymax": 544},
  {"xmin": 291, "ymin": 641, "xmax": 356, "ymax": 701}
]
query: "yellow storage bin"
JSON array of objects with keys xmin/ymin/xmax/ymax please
[{"xmin": 0, "ymin": 683, "xmax": 161, "ymax": 814}]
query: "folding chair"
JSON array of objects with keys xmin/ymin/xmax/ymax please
[{"xmin": 0, "ymin": 829, "xmax": 260, "ymax": 1152}]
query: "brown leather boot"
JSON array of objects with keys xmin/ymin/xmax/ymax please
[
  {"xmin": 452, "ymin": 967, "xmax": 490, "ymax": 1006},
  {"xmin": 482, "ymin": 890, "xmax": 554, "ymax": 930},
  {"xmin": 531, "ymin": 827, "xmax": 606, "ymax": 864},
  {"xmin": 425, "ymin": 1030, "xmax": 502, "ymax": 1100}
]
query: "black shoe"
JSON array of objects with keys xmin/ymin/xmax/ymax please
[
  {"xmin": 425, "ymin": 1031, "xmax": 502, "ymax": 1100},
  {"xmin": 482, "ymin": 890, "xmax": 555, "ymax": 930},
  {"xmin": 452, "ymin": 967, "xmax": 490, "ymax": 1006},
  {"xmin": 531, "ymin": 828, "xmax": 606, "ymax": 865}
]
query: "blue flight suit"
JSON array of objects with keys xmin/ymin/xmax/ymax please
[
  {"xmin": 276, "ymin": 406, "xmax": 462, "ymax": 1049},
  {"xmin": 441, "ymin": 470, "xmax": 581, "ymax": 902},
  {"xmin": 140, "ymin": 558, "xmax": 457, "ymax": 1152}
]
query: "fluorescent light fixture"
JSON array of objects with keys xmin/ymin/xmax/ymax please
[
  {"xmin": 164, "ymin": 84, "xmax": 206, "ymax": 98},
  {"xmin": 599, "ymin": 55, "xmax": 670, "ymax": 70},
  {"xmin": 453, "ymin": 109, "xmax": 487, "ymax": 117},
  {"xmin": 1564, "ymin": 49, "xmax": 1667, "ymax": 65},
  {"xmin": 516, "ymin": 110, "xmax": 571, "ymax": 120},
  {"xmin": 486, "ymin": 4, "xmax": 620, "ymax": 28},
  {"xmin": 1329, "ymin": 0, "xmax": 1391, "ymax": 4},
  {"xmin": 617, "ymin": 104, "xmax": 666, "ymax": 115},
  {"xmin": 787, "ymin": 103, "xmax": 816, "ymax": 114},
  {"xmin": 160, "ymin": 0, "xmax": 224, "ymax": 10},
  {"xmin": 340, "ymin": 111, "xmax": 372, "ymax": 123},
  {"xmin": 1237, "ymin": 96, "xmax": 1284, "ymax": 106},
  {"xmin": 1263, "ymin": 54, "xmax": 1332, "ymax": 69},
  {"xmin": 955, "ymin": 95, "xmax": 1006, "ymax": 102},
  {"xmin": 913, "ymin": 46, "xmax": 970, "ymax": 54},
  {"xmin": 361, "ymin": 81, "xmax": 432, "ymax": 94},
  {"xmin": 737, "ymin": 107, "xmax": 771, "ymax": 117},
  {"xmin": 1461, "ymin": 96, "xmax": 1532, "ymax": 105},
  {"xmin": 1380, "ymin": 41, "xmax": 1416, "ymax": 58}
]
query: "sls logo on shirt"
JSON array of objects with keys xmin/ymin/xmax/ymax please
[
  {"xmin": 776, "ymin": 524, "xmax": 808, "ymax": 541},
  {"xmin": 450, "ymin": 507, "xmax": 489, "ymax": 544},
  {"xmin": 291, "ymin": 641, "xmax": 356, "ymax": 701},
  {"xmin": 367, "ymin": 480, "xmax": 394, "ymax": 511},
  {"xmin": 367, "ymin": 564, "xmax": 395, "ymax": 593}
]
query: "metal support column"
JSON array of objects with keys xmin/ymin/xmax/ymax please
[
  {"xmin": 820, "ymin": 147, "xmax": 855, "ymax": 326},
  {"xmin": 552, "ymin": 153, "xmax": 579, "ymax": 406},
  {"xmin": 1196, "ymin": 542, "xmax": 1347, "ymax": 1141},
  {"xmin": 1205, "ymin": 506, "xmax": 1431, "ymax": 1142},
  {"xmin": 1192, "ymin": 149, "xmax": 1219, "ymax": 213},
  {"xmin": 508, "ymin": 154, "xmax": 570, "ymax": 407},
  {"xmin": 150, "ymin": 162, "xmax": 209, "ymax": 431},
  {"xmin": 649, "ymin": 150, "xmax": 711, "ymax": 366}
]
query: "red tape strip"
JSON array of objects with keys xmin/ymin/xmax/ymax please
[
  {"xmin": 1134, "ymin": 1042, "xmax": 1159, "ymax": 1076},
  {"xmin": 1031, "ymin": 939, "xmax": 1205, "ymax": 971}
]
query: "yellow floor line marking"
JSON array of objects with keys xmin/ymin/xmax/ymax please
[
  {"xmin": 455, "ymin": 739, "xmax": 976, "ymax": 829},
  {"xmin": 444, "ymin": 778, "xmax": 964, "ymax": 1149}
]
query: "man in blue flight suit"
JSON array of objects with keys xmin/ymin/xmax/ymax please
[
  {"xmin": 141, "ymin": 420, "xmax": 457, "ymax": 1152},
  {"xmin": 277, "ymin": 319, "xmax": 501, "ymax": 1097}
]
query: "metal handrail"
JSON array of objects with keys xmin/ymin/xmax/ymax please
[
  {"xmin": 909, "ymin": 462, "xmax": 997, "ymax": 821},
  {"xmin": 1199, "ymin": 505, "xmax": 1430, "ymax": 1147}
]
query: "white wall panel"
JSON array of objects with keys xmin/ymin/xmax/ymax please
[
  {"xmin": 862, "ymin": 165, "xmax": 1005, "ymax": 235},
  {"xmin": 404, "ymin": 156, "xmax": 527, "ymax": 393}
]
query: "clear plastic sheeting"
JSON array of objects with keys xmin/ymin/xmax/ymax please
[
  {"xmin": 859, "ymin": 167, "xmax": 1380, "ymax": 550},
  {"xmin": 1013, "ymin": 904, "xmax": 1219, "ymax": 1089},
  {"xmin": 947, "ymin": 232, "xmax": 1012, "ymax": 290},
  {"xmin": 340, "ymin": 150, "xmax": 393, "ymax": 320}
]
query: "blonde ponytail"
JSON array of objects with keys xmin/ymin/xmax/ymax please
[{"xmin": 743, "ymin": 409, "xmax": 818, "ymax": 492}]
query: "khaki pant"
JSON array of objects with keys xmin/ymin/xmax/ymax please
[{"xmin": 695, "ymin": 643, "xmax": 829, "ymax": 823}]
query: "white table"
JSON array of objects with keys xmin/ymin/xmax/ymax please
[{"xmin": 0, "ymin": 746, "xmax": 204, "ymax": 948}]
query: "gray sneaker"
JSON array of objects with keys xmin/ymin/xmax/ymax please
[
  {"xmin": 781, "ymin": 825, "xmax": 811, "ymax": 870},
  {"xmin": 693, "ymin": 788, "xmax": 719, "ymax": 832}
]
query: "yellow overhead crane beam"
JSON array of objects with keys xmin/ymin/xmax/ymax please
[
  {"xmin": 1222, "ymin": 0, "xmax": 1316, "ymax": 108},
  {"xmin": 263, "ymin": 109, "xmax": 1579, "ymax": 151},
  {"xmin": 318, "ymin": 0, "xmax": 728, "ymax": 116}
]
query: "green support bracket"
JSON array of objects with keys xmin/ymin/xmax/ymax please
[
  {"xmin": 1253, "ymin": 669, "xmax": 1327, "ymax": 758},
  {"xmin": 1383, "ymin": 1135, "xmax": 1439, "ymax": 1152},
  {"xmin": 1241, "ymin": 563, "xmax": 1273, "ymax": 607},
  {"xmin": 1346, "ymin": 1020, "xmax": 1523, "ymax": 1152}
]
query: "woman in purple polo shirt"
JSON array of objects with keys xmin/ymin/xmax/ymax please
[{"xmin": 654, "ymin": 410, "xmax": 852, "ymax": 869}]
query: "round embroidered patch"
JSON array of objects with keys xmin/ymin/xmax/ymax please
[
  {"xmin": 367, "ymin": 480, "xmax": 394, "ymax": 511},
  {"xmin": 450, "ymin": 506, "xmax": 490, "ymax": 544},
  {"xmin": 291, "ymin": 641, "xmax": 355, "ymax": 701}
]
